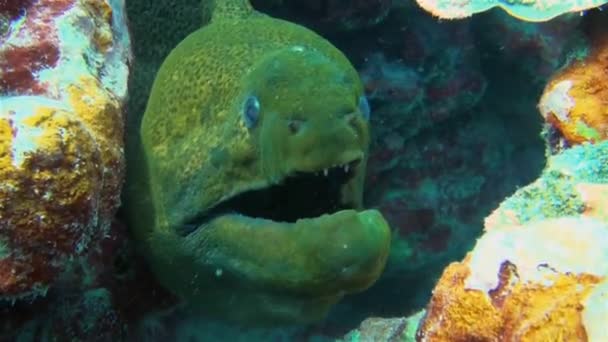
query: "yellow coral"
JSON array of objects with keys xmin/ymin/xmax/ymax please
[
  {"xmin": 418, "ymin": 214, "xmax": 608, "ymax": 341},
  {"xmin": 0, "ymin": 76, "xmax": 124, "ymax": 296},
  {"xmin": 417, "ymin": 259, "xmax": 503, "ymax": 341},
  {"xmin": 501, "ymin": 273, "xmax": 598, "ymax": 341},
  {"xmin": 539, "ymin": 36, "xmax": 608, "ymax": 145},
  {"xmin": 418, "ymin": 257, "xmax": 601, "ymax": 341}
]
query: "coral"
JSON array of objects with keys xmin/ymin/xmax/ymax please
[
  {"xmin": 414, "ymin": 0, "xmax": 608, "ymax": 22},
  {"xmin": 538, "ymin": 32, "xmax": 608, "ymax": 146},
  {"xmin": 416, "ymin": 141, "xmax": 608, "ymax": 341},
  {"xmin": 0, "ymin": 0, "xmax": 130, "ymax": 302},
  {"xmin": 418, "ymin": 252, "xmax": 601, "ymax": 341}
]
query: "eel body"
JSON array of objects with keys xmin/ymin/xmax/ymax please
[{"xmin": 125, "ymin": 0, "xmax": 391, "ymax": 324}]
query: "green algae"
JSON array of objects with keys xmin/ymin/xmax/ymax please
[
  {"xmin": 549, "ymin": 141, "xmax": 608, "ymax": 184},
  {"xmin": 400, "ymin": 310, "xmax": 425, "ymax": 341},
  {"xmin": 498, "ymin": 141, "xmax": 608, "ymax": 224},
  {"xmin": 575, "ymin": 122, "xmax": 602, "ymax": 142}
]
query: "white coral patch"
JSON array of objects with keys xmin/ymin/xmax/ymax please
[
  {"xmin": 464, "ymin": 216, "xmax": 608, "ymax": 293},
  {"xmin": 37, "ymin": 0, "xmax": 130, "ymax": 102},
  {"xmin": 538, "ymin": 80, "xmax": 575, "ymax": 122},
  {"xmin": 102, "ymin": 0, "xmax": 132, "ymax": 100},
  {"xmin": 37, "ymin": 4, "xmax": 105, "ymax": 99}
]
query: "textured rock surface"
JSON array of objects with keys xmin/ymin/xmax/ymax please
[
  {"xmin": 359, "ymin": 10, "xmax": 486, "ymax": 141},
  {"xmin": 0, "ymin": 0, "xmax": 130, "ymax": 302},
  {"xmin": 474, "ymin": 11, "xmax": 586, "ymax": 84},
  {"xmin": 416, "ymin": 140, "xmax": 608, "ymax": 341}
]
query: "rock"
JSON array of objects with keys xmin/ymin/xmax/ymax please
[
  {"xmin": 359, "ymin": 14, "xmax": 486, "ymax": 141},
  {"xmin": 22, "ymin": 288, "xmax": 126, "ymax": 341},
  {"xmin": 475, "ymin": 11, "xmax": 586, "ymax": 85},
  {"xmin": 0, "ymin": 0, "xmax": 130, "ymax": 301}
]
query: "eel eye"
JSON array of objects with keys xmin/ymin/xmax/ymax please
[
  {"xmin": 243, "ymin": 95, "xmax": 260, "ymax": 128},
  {"xmin": 358, "ymin": 95, "xmax": 370, "ymax": 121}
]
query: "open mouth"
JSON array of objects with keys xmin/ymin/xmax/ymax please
[{"xmin": 179, "ymin": 159, "xmax": 361, "ymax": 235}]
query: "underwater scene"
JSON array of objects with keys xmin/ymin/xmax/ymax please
[{"xmin": 1, "ymin": 0, "xmax": 608, "ymax": 340}]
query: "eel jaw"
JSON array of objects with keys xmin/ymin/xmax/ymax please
[
  {"xmin": 172, "ymin": 157, "xmax": 391, "ymax": 324},
  {"xmin": 179, "ymin": 158, "xmax": 363, "ymax": 234}
]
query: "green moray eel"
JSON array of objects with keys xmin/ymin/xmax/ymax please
[{"xmin": 124, "ymin": 0, "xmax": 391, "ymax": 324}]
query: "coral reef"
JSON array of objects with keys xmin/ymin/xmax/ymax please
[
  {"xmin": 2, "ymin": 0, "xmax": 603, "ymax": 339},
  {"xmin": 414, "ymin": 0, "xmax": 608, "ymax": 22},
  {"xmin": 0, "ymin": 0, "xmax": 130, "ymax": 336}
]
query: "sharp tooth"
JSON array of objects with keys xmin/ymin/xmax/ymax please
[
  {"xmin": 323, "ymin": 168, "xmax": 328, "ymax": 176},
  {"xmin": 344, "ymin": 164, "xmax": 349, "ymax": 173}
]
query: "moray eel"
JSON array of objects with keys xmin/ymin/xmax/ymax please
[{"xmin": 124, "ymin": 0, "xmax": 391, "ymax": 324}]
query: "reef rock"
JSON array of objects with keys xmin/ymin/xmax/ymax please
[
  {"xmin": 0, "ymin": 0, "xmax": 130, "ymax": 301},
  {"xmin": 416, "ymin": 140, "xmax": 608, "ymax": 341}
]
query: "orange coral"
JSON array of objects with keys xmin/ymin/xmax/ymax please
[
  {"xmin": 538, "ymin": 33, "xmax": 608, "ymax": 145},
  {"xmin": 416, "ymin": 259, "xmax": 503, "ymax": 341},
  {"xmin": 417, "ymin": 257, "xmax": 600, "ymax": 341}
]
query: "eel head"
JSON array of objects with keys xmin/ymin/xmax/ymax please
[{"xmin": 140, "ymin": 47, "xmax": 391, "ymax": 324}]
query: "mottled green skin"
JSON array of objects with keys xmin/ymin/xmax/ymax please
[{"xmin": 125, "ymin": 0, "xmax": 391, "ymax": 324}]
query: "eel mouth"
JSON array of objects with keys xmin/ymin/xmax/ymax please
[{"xmin": 180, "ymin": 159, "xmax": 361, "ymax": 235}]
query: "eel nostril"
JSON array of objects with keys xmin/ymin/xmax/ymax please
[
  {"xmin": 346, "ymin": 112, "xmax": 358, "ymax": 127},
  {"xmin": 288, "ymin": 119, "xmax": 303, "ymax": 134}
]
